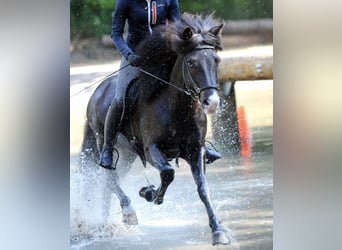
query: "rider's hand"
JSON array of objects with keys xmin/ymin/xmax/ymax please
[{"xmin": 127, "ymin": 53, "xmax": 142, "ymax": 67}]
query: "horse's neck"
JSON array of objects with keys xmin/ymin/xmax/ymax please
[{"xmin": 169, "ymin": 56, "xmax": 187, "ymax": 97}]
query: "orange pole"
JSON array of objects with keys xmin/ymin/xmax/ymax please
[{"xmin": 237, "ymin": 106, "xmax": 252, "ymax": 161}]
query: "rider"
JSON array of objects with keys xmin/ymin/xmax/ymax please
[{"xmin": 99, "ymin": 0, "xmax": 221, "ymax": 169}]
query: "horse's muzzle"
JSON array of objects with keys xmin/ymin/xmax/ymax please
[{"xmin": 201, "ymin": 91, "xmax": 220, "ymax": 114}]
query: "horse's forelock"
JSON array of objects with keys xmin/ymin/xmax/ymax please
[{"xmin": 169, "ymin": 13, "xmax": 224, "ymax": 54}]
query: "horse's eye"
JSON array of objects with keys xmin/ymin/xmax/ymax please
[{"xmin": 187, "ymin": 60, "xmax": 194, "ymax": 67}]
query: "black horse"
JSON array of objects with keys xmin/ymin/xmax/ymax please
[{"xmin": 81, "ymin": 13, "xmax": 230, "ymax": 245}]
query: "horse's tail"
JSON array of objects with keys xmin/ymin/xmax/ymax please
[{"xmin": 81, "ymin": 121, "xmax": 99, "ymax": 163}]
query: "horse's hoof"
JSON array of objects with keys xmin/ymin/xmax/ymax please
[
  {"xmin": 212, "ymin": 230, "xmax": 230, "ymax": 245},
  {"xmin": 122, "ymin": 211, "xmax": 138, "ymax": 225},
  {"xmin": 139, "ymin": 185, "xmax": 157, "ymax": 202}
]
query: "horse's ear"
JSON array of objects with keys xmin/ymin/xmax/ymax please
[
  {"xmin": 209, "ymin": 23, "xmax": 224, "ymax": 37},
  {"xmin": 183, "ymin": 27, "xmax": 193, "ymax": 40}
]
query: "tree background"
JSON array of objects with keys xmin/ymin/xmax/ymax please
[{"xmin": 70, "ymin": 0, "xmax": 273, "ymax": 39}]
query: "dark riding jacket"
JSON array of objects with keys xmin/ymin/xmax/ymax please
[{"xmin": 111, "ymin": 0, "xmax": 180, "ymax": 59}]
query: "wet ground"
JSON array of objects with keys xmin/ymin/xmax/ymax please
[
  {"xmin": 70, "ymin": 51, "xmax": 273, "ymax": 249},
  {"xmin": 70, "ymin": 152, "xmax": 272, "ymax": 250}
]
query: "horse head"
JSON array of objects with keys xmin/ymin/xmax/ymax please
[
  {"xmin": 182, "ymin": 43, "xmax": 221, "ymax": 114},
  {"xmin": 171, "ymin": 13, "xmax": 225, "ymax": 114}
]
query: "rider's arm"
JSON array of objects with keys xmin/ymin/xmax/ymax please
[{"xmin": 111, "ymin": 0, "xmax": 133, "ymax": 59}]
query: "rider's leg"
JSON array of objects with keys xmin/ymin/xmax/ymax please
[
  {"xmin": 99, "ymin": 57, "xmax": 139, "ymax": 169},
  {"xmin": 99, "ymin": 98, "xmax": 123, "ymax": 169}
]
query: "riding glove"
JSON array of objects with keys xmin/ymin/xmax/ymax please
[{"xmin": 127, "ymin": 53, "xmax": 142, "ymax": 67}]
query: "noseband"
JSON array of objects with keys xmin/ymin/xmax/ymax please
[{"xmin": 182, "ymin": 45, "xmax": 219, "ymax": 100}]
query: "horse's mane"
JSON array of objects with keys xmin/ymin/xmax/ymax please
[{"xmin": 136, "ymin": 12, "xmax": 224, "ymax": 65}]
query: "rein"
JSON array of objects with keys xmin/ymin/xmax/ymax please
[
  {"xmin": 139, "ymin": 45, "xmax": 219, "ymax": 100},
  {"xmin": 138, "ymin": 67, "xmax": 191, "ymax": 96},
  {"xmin": 70, "ymin": 64, "xmax": 130, "ymax": 98}
]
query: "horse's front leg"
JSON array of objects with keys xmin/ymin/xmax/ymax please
[
  {"xmin": 188, "ymin": 147, "xmax": 230, "ymax": 245},
  {"xmin": 140, "ymin": 144, "xmax": 175, "ymax": 205}
]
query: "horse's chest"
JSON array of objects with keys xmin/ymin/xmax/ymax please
[
  {"xmin": 166, "ymin": 118, "xmax": 200, "ymax": 141},
  {"xmin": 149, "ymin": 119, "xmax": 192, "ymax": 142},
  {"xmin": 140, "ymin": 100, "xmax": 205, "ymax": 142}
]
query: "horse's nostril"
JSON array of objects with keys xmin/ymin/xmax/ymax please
[{"xmin": 203, "ymin": 99, "xmax": 210, "ymax": 106}]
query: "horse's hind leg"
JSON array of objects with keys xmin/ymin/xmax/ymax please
[
  {"xmin": 81, "ymin": 123, "xmax": 100, "ymax": 165},
  {"xmin": 102, "ymin": 169, "xmax": 138, "ymax": 225},
  {"xmin": 102, "ymin": 146, "xmax": 138, "ymax": 225},
  {"xmin": 93, "ymin": 126, "xmax": 104, "ymax": 156}
]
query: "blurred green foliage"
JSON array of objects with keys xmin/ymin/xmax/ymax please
[{"xmin": 70, "ymin": 0, "xmax": 273, "ymax": 39}]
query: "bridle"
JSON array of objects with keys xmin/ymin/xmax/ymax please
[
  {"xmin": 182, "ymin": 45, "xmax": 219, "ymax": 100},
  {"xmin": 139, "ymin": 45, "xmax": 219, "ymax": 100}
]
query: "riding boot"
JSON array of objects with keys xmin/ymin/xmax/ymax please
[
  {"xmin": 99, "ymin": 101, "xmax": 123, "ymax": 169},
  {"xmin": 205, "ymin": 148, "xmax": 222, "ymax": 164},
  {"xmin": 99, "ymin": 143, "xmax": 114, "ymax": 169}
]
